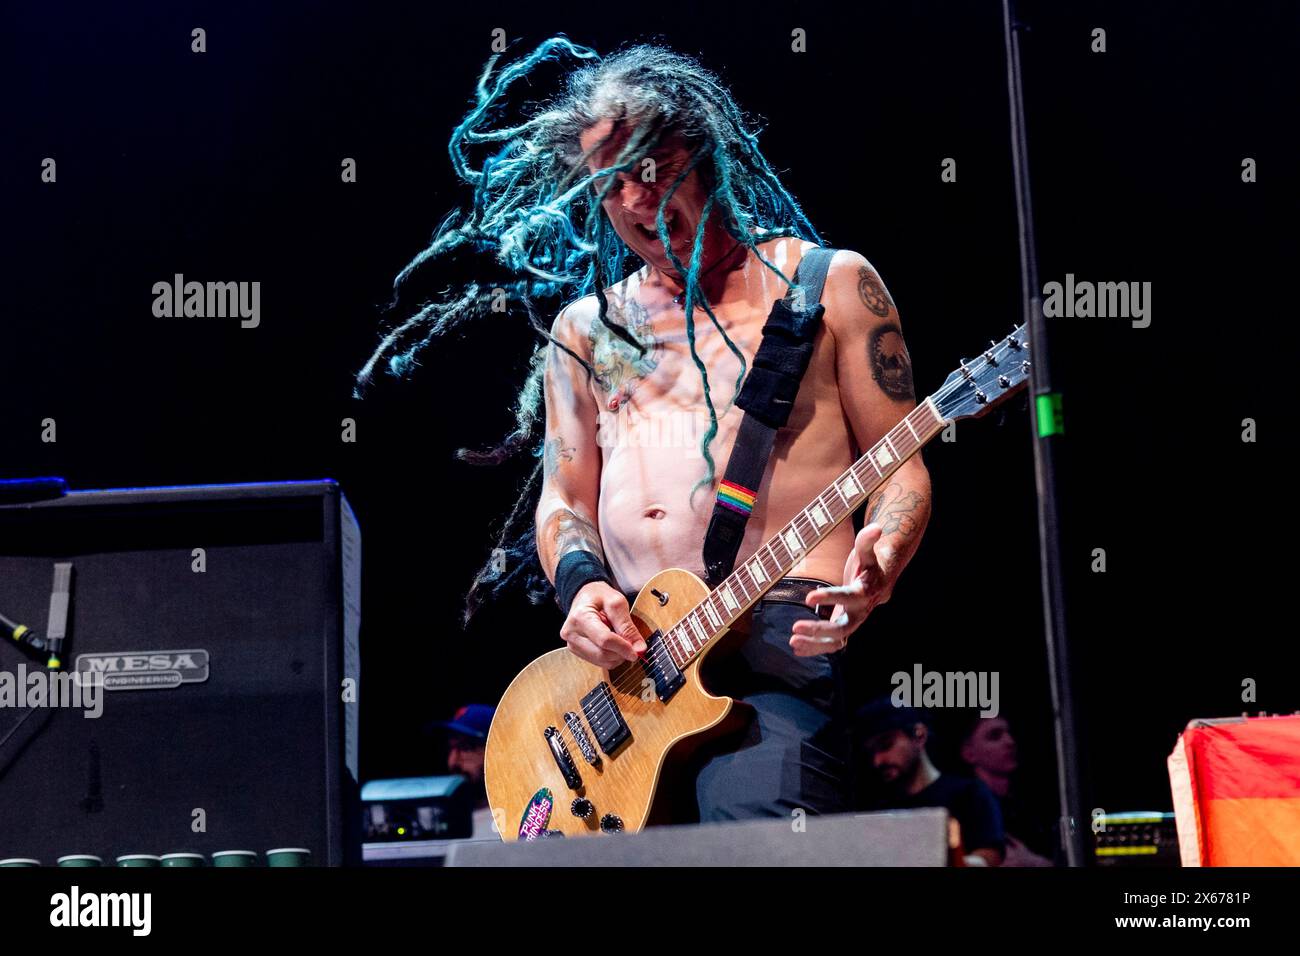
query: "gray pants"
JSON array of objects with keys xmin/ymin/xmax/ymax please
[{"xmin": 677, "ymin": 589, "xmax": 853, "ymax": 821}]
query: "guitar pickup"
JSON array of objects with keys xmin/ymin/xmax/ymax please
[
  {"xmin": 639, "ymin": 629, "xmax": 685, "ymax": 702},
  {"xmin": 544, "ymin": 726, "xmax": 582, "ymax": 790},
  {"xmin": 580, "ymin": 682, "xmax": 631, "ymax": 756}
]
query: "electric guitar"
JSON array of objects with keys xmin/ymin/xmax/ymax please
[{"xmin": 485, "ymin": 325, "xmax": 1033, "ymax": 840}]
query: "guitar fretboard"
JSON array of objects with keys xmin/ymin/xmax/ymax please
[{"xmin": 662, "ymin": 398, "xmax": 946, "ymax": 668}]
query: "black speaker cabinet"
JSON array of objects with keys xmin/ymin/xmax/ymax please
[{"xmin": 0, "ymin": 480, "xmax": 361, "ymax": 866}]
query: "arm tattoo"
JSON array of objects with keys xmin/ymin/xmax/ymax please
[
  {"xmin": 543, "ymin": 436, "xmax": 575, "ymax": 479},
  {"xmin": 868, "ymin": 323, "xmax": 916, "ymax": 402},
  {"xmin": 546, "ymin": 508, "xmax": 605, "ymax": 561},
  {"xmin": 857, "ymin": 265, "xmax": 895, "ymax": 318},
  {"xmin": 865, "ymin": 483, "xmax": 925, "ymax": 538}
]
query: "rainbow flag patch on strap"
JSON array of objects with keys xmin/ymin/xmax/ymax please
[{"xmin": 717, "ymin": 479, "xmax": 757, "ymax": 515}]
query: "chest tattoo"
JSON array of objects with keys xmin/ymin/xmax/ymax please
[{"xmin": 589, "ymin": 294, "xmax": 660, "ymax": 412}]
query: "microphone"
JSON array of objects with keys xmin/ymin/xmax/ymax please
[{"xmin": 0, "ymin": 608, "xmax": 56, "ymax": 665}]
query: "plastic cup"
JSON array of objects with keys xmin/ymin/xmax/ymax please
[
  {"xmin": 116, "ymin": 855, "xmax": 161, "ymax": 867},
  {"xmin": 265, "ymin": 847, "xmax": 312, "ymax": 867},
  {"xmin": 57, "ymin": 855, "xmax": 103, "ymax": 868},
  {"xmin": 160, "ymin": 853, "xmax": 205, "ymax": 868},
  {"xmin": 211, "ymin": 851, "xmax": 258, "ymax": 868}
]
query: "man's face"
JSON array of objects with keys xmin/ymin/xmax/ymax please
[
  {"xmin": 865, "ymin": 726, "xmax": 924, "ymax": 786},
  {"xmin": 579, "ymin": 117, "xmax": 716, "ymax": 274},
  {"xmin": 963, "ymin": 717, "xmax": 1018, "ymax": 775},
  {"xmin": 446, "ymin": 734, "xmax": 485, "ymax": 784}
]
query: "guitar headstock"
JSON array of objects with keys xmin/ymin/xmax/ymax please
[{"xmin": 932, "ymin": 325, "xmax": 1031, "ymax": 422}]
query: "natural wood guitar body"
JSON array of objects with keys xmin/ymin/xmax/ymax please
[{"xmin": 484, "ymin": 568, "xmax": 742, "ymax": 840}]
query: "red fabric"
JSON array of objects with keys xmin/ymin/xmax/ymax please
[{"xmin": 1174, "ymin": 715, "xmax": 1300, "ymax": 866}]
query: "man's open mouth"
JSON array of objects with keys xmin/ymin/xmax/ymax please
[{"xmin": 635, "ymin": 216, "xmax": 676, "ymax": 240}]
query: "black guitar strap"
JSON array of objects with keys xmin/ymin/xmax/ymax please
[{"xmin": 702, "ymin": 246, "xmax": 837, "ymax": 587}]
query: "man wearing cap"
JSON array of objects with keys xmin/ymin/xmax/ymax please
[
  {"xmin": 432, "ymin": 704, "xmax": 496, "ymax": 838},
  {"xmin": 855, "ymin": 698, "xmax": 1005, "ymax": 866}
]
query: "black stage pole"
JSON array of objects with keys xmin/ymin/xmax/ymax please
[{"xmin": 1000, "ymin": 0, "xmax": 1088, "ymax": 866}]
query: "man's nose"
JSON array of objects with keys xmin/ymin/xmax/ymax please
[{"xmin": 620, "ymin": 179, "xmax": 659, "ymax": 216}]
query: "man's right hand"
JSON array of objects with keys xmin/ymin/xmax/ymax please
[{"xmin": 560, "ymin": 581, "xmax": 648, "ymax": 669}]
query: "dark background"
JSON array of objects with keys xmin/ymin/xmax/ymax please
[{"xmin": 3, "ymin": 0, "xmax": 1294, "ymax": 827}]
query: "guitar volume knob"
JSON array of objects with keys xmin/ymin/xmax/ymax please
[
  {"xmin": 599, "ymin": 813, "xmax": 624, "ymax": 833},
  {"xmin": 571, "ymin": 797, "xmax": 594, "ymax": 819}
]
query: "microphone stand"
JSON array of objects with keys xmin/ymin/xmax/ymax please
[{"xmin": 1001, "ymin": 0, "xmax": 1088, "ymax": 866}]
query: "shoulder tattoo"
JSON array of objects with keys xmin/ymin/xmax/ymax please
[
  {"xmin": 868, "ymin": 322, "xmax": 915, "ymax": 402},
  {"xmin": 857, "ymin": 265, "xmax": 895, "ymax": 318}
]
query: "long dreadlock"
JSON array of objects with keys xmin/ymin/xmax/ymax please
[{"xmin": 355, "ymin": 36, "xmax": 824, "ymax": 622}]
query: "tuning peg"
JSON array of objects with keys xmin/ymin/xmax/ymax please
[
  {"xmin": 1020, "ymin": 360, "xmax": 1031, "ymax": 373},
  {"xmin": 974, "ymin": 389, "xmax": 988, "ymax": 404},
  {"xmin": 998, "ymin": 375, "xmax": 1011, "ymax": 389},
  {"xmin": 983, "ymin": 347, "xmax": 998, "ymax": 365},
  {"xmin": 1007, "ymin": 332, "xmax": 1024, "ymax": 350},
  {"xmin": 960, "ymin": 360, "xmax": 973, "ymax": 380}
]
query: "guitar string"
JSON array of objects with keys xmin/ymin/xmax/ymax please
[
  {"xmin": 586, "ymin": 328, "xmax": 1028, "ymax": 703},
  {"xmin": 542, "ymin": 329, "xmax": 1029, "ymax": 773}
]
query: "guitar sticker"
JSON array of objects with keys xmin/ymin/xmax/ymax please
[{"xmin": 517, "ymin": 788, "xmax": 554, "ymax": 841}]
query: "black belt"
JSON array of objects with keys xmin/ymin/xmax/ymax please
[
  {"xmin": 624, "ymin": 576, "xmax": 835, "ymax": 621},
  {"xmin": 755, "ymin": 577, "xmax": 835, "ymax": 621}
]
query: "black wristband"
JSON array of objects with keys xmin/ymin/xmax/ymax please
[{"xmin": 555, "ymin": 551, "xmax": 613, "ymax": 616}]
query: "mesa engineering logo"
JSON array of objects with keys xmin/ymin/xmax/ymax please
[{"xmin": 74, "ymin": 649, "xmax": 210, "ymax": 691}]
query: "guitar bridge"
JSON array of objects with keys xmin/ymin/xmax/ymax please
[{"xmin": 543, "ymin": 726, "xmax": 582, "ymax": 790}]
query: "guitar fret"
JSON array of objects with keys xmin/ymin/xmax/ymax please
[
  {"xmin": 839, "ymin": 473, "xmax": 862, "ymax": 500},
  {"xmin": 904, "ymin": 416, "xmax": 919, "ymax": 441},
  {"xmin": 688, "ymin": 613, "xmax": 706, "ymax": 646},
  {"xmin": 676, "ymin": 624, "xmax": 695, "ymax": 654},
  {"xmin": 670, "ymin": 629, "xmax": 691, "ymax": 665},
  {"xmin": 748, "ymin": 558, "xmax": 768, "ymax": 585},
  {"xmin": 783, "ymin": 527, "xmax": 804, "ymax": 556},
  {"xmin": 703, "ymin": 601, "xmax": 722, "ymax": 629},
  {"xmin": 810, "ymin": 501, "xmax": 829, "ymax": 528},
  {"xmin": 765, "ymin": 543, "xmax": 785, "ymax": 573},
  {"xmin": 720, "ymin": 584, "xmax": 739, "ymax": 612}
]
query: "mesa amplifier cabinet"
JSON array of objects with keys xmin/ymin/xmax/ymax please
[{"xmin": 0, "ymin": 480, "xmax": 361, "ymax": 866}]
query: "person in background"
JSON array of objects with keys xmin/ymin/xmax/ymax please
[
  {"xmin": 958, "ymin": 713, "xmax": 1055, "ymax": 866},
  {"xmin": 429, "ymin": 704, "xmax": 497, "ymax": 838},
  {"xmin": 854, "ymin": 698, "xmax": 1004, "ymax": 866}
]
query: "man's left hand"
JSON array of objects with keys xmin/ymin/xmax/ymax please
[{"xmin": 789, "ymin": 523, "xmax": 895, "ymax": 657}]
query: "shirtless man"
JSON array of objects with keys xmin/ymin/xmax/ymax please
[{"xmin": 536, "ymin": 117, "xmax": 933, "ymax": 820}]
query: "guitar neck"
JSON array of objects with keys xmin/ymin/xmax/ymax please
[{"xmin": 663, "ymin": 397, "xmax": 947, "ymax": 668}]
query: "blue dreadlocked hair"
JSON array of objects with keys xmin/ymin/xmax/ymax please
[{"xmin": 354, "ymin": 36, "xmax": 824, "ymax": 621}]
